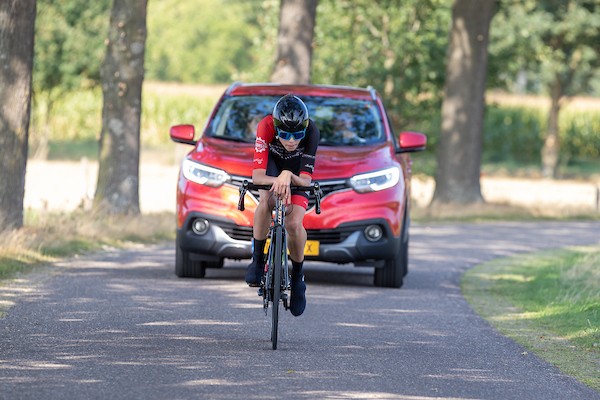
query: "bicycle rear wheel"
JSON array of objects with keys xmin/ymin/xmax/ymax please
[{"xmin": 270, "ymin": 225, "xmax": 283, "ymax": 350}]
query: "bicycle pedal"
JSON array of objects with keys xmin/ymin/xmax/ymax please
[{"xmin": 257, "ymin": 287, "xmax": 264, "ymax": 297}]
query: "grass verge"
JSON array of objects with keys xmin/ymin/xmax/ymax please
[
  {"xmin": 0, "ymin": 211, "xmax": 175, "ymax": 281},
  {"xmin": 462, "ymin": 246, "xmax": 600, "ymax": 391}
]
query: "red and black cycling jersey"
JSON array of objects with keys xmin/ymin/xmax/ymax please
[{"xmin": 253, "ymin": 115, "xmax": 320, "ymax": 178}]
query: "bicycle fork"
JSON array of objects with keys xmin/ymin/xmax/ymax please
[{"xmin": 259, "ymin": 205, "xmax": 291, "ymax": 314}]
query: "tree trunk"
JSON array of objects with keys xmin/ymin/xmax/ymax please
[
  {"xmin": 270, "ymin": 0, "xmax": 317, "ymax": 84},
  {"xmin": 0, "ymin": 0, "xmax": 36, "ymax": 231},
  {"xmin": 94, "ymin": 0, "xmax": 147, "ymax": 214},
  {"xmin": 431, "ymin": 0, "xmax": 496, "ymax": 205},
  {"xmin": 541, "ymin": 74, "xmax": 563, "ymax": 179}
]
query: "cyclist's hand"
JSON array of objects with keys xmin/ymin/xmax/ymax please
[{"xmin": 271, "ymin": 170, "xmax": 292, "ymax": 203}]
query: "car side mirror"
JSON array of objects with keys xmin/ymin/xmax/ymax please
[
  {"xmin": 396, "ymin": 131, "xmax": 426, "ymax": 154},
  {"xmin": 170, "ymin": 124, "xmax": 197, "ymax": 145}
]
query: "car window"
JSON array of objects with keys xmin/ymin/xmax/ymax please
[
  {"xmin": 208, "ymin": 96, "xmax": 275, "ymax": 143},
  {"xmin": 207, "ymin": 95, "xmax": 384, "ymax": 146},
  {"xmin": 309, "ymin": 97, "xmax": 383, "ymax": 146}
]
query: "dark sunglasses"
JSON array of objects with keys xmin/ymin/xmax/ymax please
[{"xmin": 276, "ymin": 127, "xmax": 306, "ymax": 141}]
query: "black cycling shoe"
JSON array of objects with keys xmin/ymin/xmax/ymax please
[
  {"xmin": 289, "ymin": 272, "xmax": 306, "ymax": 316},
  {"xmin": 245, "ymin": 260, "xmax": 264, "ymax": 287}
]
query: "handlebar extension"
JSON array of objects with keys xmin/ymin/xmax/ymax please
[{"xmin": 238, "ymin": 180, "xmax": 322, "ymax": 214}]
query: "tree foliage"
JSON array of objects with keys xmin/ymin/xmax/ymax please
[
  {"xmin": 145, "ymin": 0, "xmax": 260, "ymax": 83},
  {"xmin": 34, "ymin": 0, "xmax": 110, "ymax": 94},
  {"xmin": 490, "ymin": 0, "xmax": 600, "ymax": 177},
  {"xmin": 490, "ymin": 0, "xmax": 600, "ymax": 95},
  {"xmin": 312, "ymin": 0, "xmax": 451, "ymax": 129},
  {"xmin": 144, "ymin": 0, "xmax": 452, "ymax": 131},
  {"xmin": 31, "ymin": 0, "xmax": 110, "ymax": 159}
]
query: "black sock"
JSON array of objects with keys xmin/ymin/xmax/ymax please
[
  {"xmin": 253, "ymin": 238, "xmax": 266, "ymax": 264},
  {"xmin": 291, "ymin": 259, "xmax": 304, "ymax": 275}
]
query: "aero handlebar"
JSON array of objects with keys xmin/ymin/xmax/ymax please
[{"xmin": 238, "ymin": 180, "xmax": 323, "ymax": 214}]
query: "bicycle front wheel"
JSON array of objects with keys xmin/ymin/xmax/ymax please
[{"xmin": 270, "ymin": 225, "xmax": 283, "ymax": 350}]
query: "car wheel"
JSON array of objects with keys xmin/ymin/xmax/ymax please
[
  {"xmin": 401, "ymin": 215, "xmax": 410, "ymax": 277},
  {"xmin": 374, "ymin": 204, "xmax": 409, "ymax": 288},
  {"xmin": 175, "ymin": 245, "xmax": 206, "ymax": 278},
  {"xmin": 374, "ymin": 247, "xmax": 404, "ymax": 288}
]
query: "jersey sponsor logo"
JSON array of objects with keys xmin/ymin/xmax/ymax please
[{"xmin": 255, "ymin": 137, "xmax": 268, "ymax": 153}]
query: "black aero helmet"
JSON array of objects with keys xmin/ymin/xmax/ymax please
[{"xmin": 272, "ymin": 94, "xmax": 309, "ymax": 133}]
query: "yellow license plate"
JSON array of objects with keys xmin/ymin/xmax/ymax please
[
  {"xmin": 304, "ymin": 240, "xmax": 320, "ymax": 256},
  {"xmin": 263, "ymin": 239, "xmax": 320, "ymax": 256}
]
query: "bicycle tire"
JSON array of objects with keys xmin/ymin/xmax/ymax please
[{"xmin": 271, "ymin": 225, "xmax": 283, "ymax": 350}]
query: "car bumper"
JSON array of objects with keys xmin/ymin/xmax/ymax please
[
  {"xmin": 307, "ymin": 222, "xmax": 400, "ymax": 264},
  {"xmin": 177, "ymin": 212, "xmax": 400, "ymax": 265}
]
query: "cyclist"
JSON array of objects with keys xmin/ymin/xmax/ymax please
[{"xmin": 245, "ymin": 94, "xmax": 320, "ymax": 317}]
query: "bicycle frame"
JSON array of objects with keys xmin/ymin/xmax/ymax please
[
  {"xmin": 238, "ymin": 180, "xmax": 322, "ymax": 349},
  {"xmin": 263, "ymin": 196, "xmax": 290, "ymax": 311}
]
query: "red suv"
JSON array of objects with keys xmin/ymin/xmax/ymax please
[{"xmin": 169, "ymin": 83, "xmax": 426, "ymax": 288}]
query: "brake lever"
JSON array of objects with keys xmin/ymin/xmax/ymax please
[
  {"xmin": 238, "ymin": 180, "xmax": 249, "ymax": 211},
  {"xmin": 313, "ymin": 182, "xmax": 322, "ymax": 215}
]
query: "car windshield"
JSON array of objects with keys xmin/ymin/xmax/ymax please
[{"xmin": 206, "ymin": 95, "xmax": 384, "ymax": 146}]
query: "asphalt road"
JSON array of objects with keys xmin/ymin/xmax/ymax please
[{"xmin": 1, "ymin": 221, "xmax": 599, "ymax": 400}]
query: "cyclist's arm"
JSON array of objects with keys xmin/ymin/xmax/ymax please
[
  {"xmin": 253, "ymin": 169, "xmax": 310, "ymax": 201},
  {"xmin": 252, "ymin": 168, "xmax": 275, "ymax": 185}
]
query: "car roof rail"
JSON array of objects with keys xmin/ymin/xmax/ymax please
[
  {"xmin": 367, "ymin": 85, "xmax": 377, "ymax": 101},
  {"xmin": 225, "ymin": 81, "xmax": 243, "ymax": 95}
]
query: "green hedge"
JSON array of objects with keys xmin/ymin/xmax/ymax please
[
  {"xmin": 483, "ymin": 106, "xmax": 546, "ymax": 163},
  {"xmin": 411, "ymin": 104, "xmax": 600, "ymax": 166},
  {"xmin": 561, "ymin": 108, "xmax": 600, "ymax": 160}
]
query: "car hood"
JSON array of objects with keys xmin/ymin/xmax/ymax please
[
  {"xmin": 189, "ymin": 137, "xmax": 255, "ymax": 177},
  {"xmin": 313, "ymin": 143, "xmax": 395, "ymax": 180},
  {"xmin": 190, "ymin": 137, "xmax": 395, "ymax": 180}
]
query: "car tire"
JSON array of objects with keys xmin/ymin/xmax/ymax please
[
  {"xmin": 401, "ymin": 215, "xmax": 410, "ymax": 278},
  {"xmin": 374, "ymin": 204, "xmax": 409, "ymax": 288},
  {"xmin": 374, "ymin": 247, "xmax": 404, "ymax": 288},
  {"xmin": 175, "ymin": 245, "xmax": 206, "ymax": 278}
]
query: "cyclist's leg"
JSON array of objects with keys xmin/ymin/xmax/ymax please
[
  {"xmin": 285, "ymin": 198, "xmax": 307, "ymax": 264},
  {"xmin": 245, "ymin": 189, "xmax": 274, "ymax": 285},
  {"xmin": 287, "ymin": 194, "xmax": 308, "ymax": 316},
  {"xmin": 254, "ymin": 189, "xmax": 274, "ymax": 239}
]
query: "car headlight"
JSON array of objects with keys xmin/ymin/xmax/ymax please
[
  {"xmin": 182, "ymin": 159, "xmax": 230, "ymax": 187},
  {"xmin": 349, "ymin": 166, "xmax": 400, "ymax": 193}
]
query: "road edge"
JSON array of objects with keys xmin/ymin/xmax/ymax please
[{"xmin": 461, "ymin": 247, "xmax": 600, "ymax": 392}]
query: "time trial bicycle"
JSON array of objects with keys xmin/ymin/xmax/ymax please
[{"xmin": 238, "ymin": 180, "xmax": 322, "ymax": 350}]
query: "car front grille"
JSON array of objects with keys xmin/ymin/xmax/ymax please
[
  {"xmin": 219, "ymin": 221, "xmax": 356, "ymax": 245},
  {"xmin": 306, "ymin": 226, "xmax": 356, "ymax": 244},
  {"xmin": 220, "ymin": 222, "xmax": 254, "ymax": 241}
]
